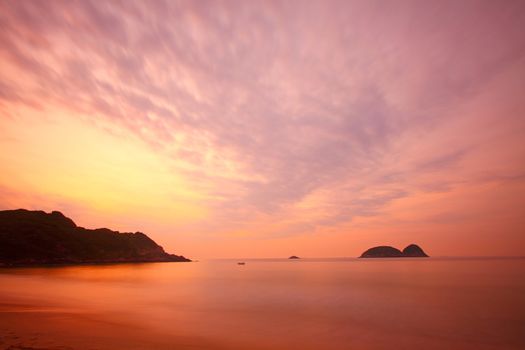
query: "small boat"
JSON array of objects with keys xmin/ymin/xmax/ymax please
[{"xmin": 237, "ymin": 262, "xmax": 246, "ymax": 265}]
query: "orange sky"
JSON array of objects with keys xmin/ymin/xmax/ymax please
[{"xmin": 1, "ymin": 1, "xmax": 524, "ymax": 258}]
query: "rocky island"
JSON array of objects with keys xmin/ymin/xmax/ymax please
[
  {"xmin": 360, "ymin": 244, "xmax": 428, "ymax": 258},
  {"xmin": 288, "ymin": 255, "xmax": 300, "ymax": 259},
  {"xmin": 0, "ymin": 209, "xmax": 190, "ymax": 266}
]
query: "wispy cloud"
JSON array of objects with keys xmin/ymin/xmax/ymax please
[{"xmin": 1, "ymin": 0, "xmax": 524, "ymax": 256}]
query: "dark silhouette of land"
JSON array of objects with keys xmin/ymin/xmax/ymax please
[
  {"xmin": 0, "ymin": 209, "xmax": 190, "ymax": 266},
  {"xmin": 402, "ymin": 244, "xmax": 429, "ymax": 257},
  {"xmin": 288, "ymin": 255, "xmax": 300, "ymax": 259},
  {"xmin": 360, "ymin": 244, "xmax": 428, "ymax": 258}
]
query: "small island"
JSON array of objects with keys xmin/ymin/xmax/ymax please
[
  {"xmin": 0, "ymin": 209, "xmax": 190, "ymax": 266},
  {"xmin": 288, "ymin": 255, "xmax": 300, "ymax": 259},
  {"xmin": 360, "ymin": 244, "xmax": 428, "ymax": 258}
]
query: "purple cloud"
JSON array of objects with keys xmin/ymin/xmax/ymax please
[{"xmin": 1, "ymin": 0, "xmax": 524, "ymax": 242}]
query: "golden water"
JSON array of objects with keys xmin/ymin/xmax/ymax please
[{"xmin": 1, "ymin": 257, "xmax": 524, "ymax": 349}]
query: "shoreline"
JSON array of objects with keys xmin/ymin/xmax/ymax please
[
  {"xmin": 0, "ymin": 305, "xmax": 230, "ymax": 350},
  {"xmin": 0, "ymin": 260, "xmax": 192, "ymax": 269}
]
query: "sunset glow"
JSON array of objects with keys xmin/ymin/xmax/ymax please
[{"xmin": 1, "ymin": 1, "xmax": 524, "ymax": 258}]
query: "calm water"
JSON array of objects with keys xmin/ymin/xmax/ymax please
[{"xmin": 1, "ymin": 257, "xmax": 524, "ymax": 349}]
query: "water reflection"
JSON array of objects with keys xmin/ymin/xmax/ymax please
[{"xmin": 1, "ymin": 258, "xmax": 524, "ymax": 350}]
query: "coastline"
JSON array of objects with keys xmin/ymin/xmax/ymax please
[
  {"xmin": 0, "ymin": 301, "xmax": 230, "ymax": 350},
  {"xmin": 0, "ymin": 259, "xmax": 192, "ymax": 269}
]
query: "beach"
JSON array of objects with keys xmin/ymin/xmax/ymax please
[{"xmin": 1, "ymin": 258, "xmax": 524, "ymax": 350}]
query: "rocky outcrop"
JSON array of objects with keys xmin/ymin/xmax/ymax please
[
  {"xmin": 0, "ymin": 209, "xmax": 190, "ymax": 266},
  {"xmin": 402, "ymin": 244, "xmax": 429, "ymax": 257},
  {"xmin": 288, "ymin": 255, "xmax": 300, "ymax": 259},
  {"xmin": 360, "ymin": 246, "xmax": 404, "ymax": 258},
  {"xmin": 360, "ymin": 244, "xmax": 429, "ymax": 258}
]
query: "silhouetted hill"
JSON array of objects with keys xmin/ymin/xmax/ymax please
[
  {"xmin": 0, "ymin": 209, "xmax": 190, "ymax": 266},
  {"xmin": 288, "ymin": 255, "xmax": 300, "ymax": 259},
  {"xmin": 360, "ymin": 246, "xmax": 404, "ymax": 258},
  {"xmin": 402, "ymin": 244, "xmax": 429, "ymax": 257},
  {"xmin": 360, "ymin": 244, "xmax": 429, "ymax": 258}
]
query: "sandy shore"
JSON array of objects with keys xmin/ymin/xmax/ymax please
[{"xmin": 0, "ymin": 301, "xmax": 229, "ymax": 350}]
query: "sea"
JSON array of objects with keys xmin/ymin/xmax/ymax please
[{"xmin": 1, "ymin": 257, "xmax": 524, "ymax": 350}]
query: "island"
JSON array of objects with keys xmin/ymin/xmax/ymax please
[
  {"xmin": 402, "ymin": 244, "xmax": 429, "ymax": 257},
  {"xmin": 288, "ymin": 255, "xmax": 300, "ymax": 259},
  {"xmin": 360, "ymin": 244, "xmax": 428, "ymax": 258},
  {"xmin": 0, "ymin": 209, "xmax": 191, "ymax": 266}
]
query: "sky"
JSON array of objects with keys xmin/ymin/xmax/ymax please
[{"xmin": 1, "ymin": 0, "xmax": 524, "ymax": 258}]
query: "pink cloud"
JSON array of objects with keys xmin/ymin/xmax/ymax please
[{"xmin": 1, "ymin": 0, "xmax": 524, "ymax": 256}]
